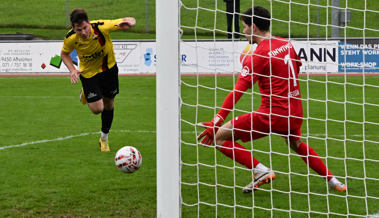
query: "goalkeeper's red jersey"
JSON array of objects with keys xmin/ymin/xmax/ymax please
[
  {"xmin": 217, "ymin": 36, "xmax": 303, "ymax": 127},
  {"xmin": 240, "ymin": 36, "xmax": 303, "ymax": 117}
]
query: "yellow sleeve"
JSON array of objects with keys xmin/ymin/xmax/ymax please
[
  {"xmin": 61, "ymin": 30, "xmax": 75, "ymax": 53},
  {"xmin": 95, "ymin": 19, "xmax": 123, "ymax": 34}
]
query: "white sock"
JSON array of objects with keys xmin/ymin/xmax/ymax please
[
  {"xmin": 101, "ymin": 132, "xmax": 108, "ymax": 141},
  {"xmin": 328, "ymin": 177, "xmax": 339, "ymax": 187},
  {"xmin": 255, "ymin": 163, "xmax": 269, "ymax": 172}
]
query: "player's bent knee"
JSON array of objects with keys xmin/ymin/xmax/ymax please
[
  {"xmin": 88, "ymin": 102, "xmax": 104, "ymax": 114},
  {"xmin": 89, "ymin": 107, "xmax": 103, "ymax": 114},
  {"xmin": 214, "ymin": 122, "xmax": 234, "ymax": 149},
  {"xmin": 214, "ymin": 138, "xmax": 226, "ymax": 149},
  {"xmin": 288, "ymin": 139, "xmax": 302, "ymax": 151},
  {"xmin": 91, "ymin": 109, "xmax": 103, "ymax": 115}
]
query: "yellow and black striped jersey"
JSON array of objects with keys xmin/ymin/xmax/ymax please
[{"xmin": 62, "ymin": 19, "xmax": 122, "ymax": 78}]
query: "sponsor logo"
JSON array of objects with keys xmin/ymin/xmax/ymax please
[
  {"xmin": 75, "ymin": 42, "xmax": 85, "ymax": 47},
  {"xmin": 289, "ymin": 89, "xmax": 300, "ymax": 97},
  {"xmin": 87, "ymin": 92, "xmax": 97, "ymax": 99},
  {"xmin": 114, "ymin": 43, "xmax": 138, "ymax": 64},
  {"xmin": 241, "ymin": 66, "xmax": 250, "ymax": 77},
  {"xmin": 81, "ymin": 50, "xmax": 104, "ymax": 63},
  {"xmin": 144, "ymin": 48, "xmax": 153, "ymax": 66}
]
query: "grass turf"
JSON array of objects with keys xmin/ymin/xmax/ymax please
[
  {"xmin": 0, "ymin": 76, "xmax": 156, "ymax": 217},
  {"xmin": 0, "ymin": 0, "xmax": 378, "ymax": 39},
  {"xmin": 0, "ymin": 75, "xmax": 378, "ymax": 217}
]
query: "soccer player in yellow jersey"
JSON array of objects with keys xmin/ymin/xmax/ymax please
[{"xmin": 61, "ymin": 8, "xmax": 136, "ymax": 152}]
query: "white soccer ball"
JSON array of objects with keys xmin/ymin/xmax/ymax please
[{"xmin": 115, "ymin": 146, "xmax": 142, "ymax": 173}]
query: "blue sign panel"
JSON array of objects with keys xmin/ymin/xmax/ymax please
[{"xmin": 338, "ymin": 42, "xmax": 379, "ymax": 73}]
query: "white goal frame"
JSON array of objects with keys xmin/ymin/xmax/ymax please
[{"xmin": 156, "ymin": 0, "xmax": 181, "ymax": 217}]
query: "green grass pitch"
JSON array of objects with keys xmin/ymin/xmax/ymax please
[
  {"xmin": 1, "ymin": 0, "xmax": 378, "ymax": 39},
  {"xmin": 0, "ymin": 75, "xmax": 378, "ymax": 217}
]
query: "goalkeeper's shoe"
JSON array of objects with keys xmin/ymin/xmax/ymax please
[
  {"xmin": 80, "ymin": 88, "xmax": 87, "ymax": 105},
  {"xmin": 242, "ymin": 170, "xmax": 276, "ymax": 193},
  {"xmin": 99, "ymin": 138, "xmax": 110, "ymax": 152},
  {"xmin": 330, "ymin": 181, "xmax": 347, "ymax": 192}
]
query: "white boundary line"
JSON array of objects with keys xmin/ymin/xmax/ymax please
[
  {"xmin": 0, "ymin": 130, "xmax": 157, "ymax": 151},
  {"xmin": 0, "ymin": 132, "xmax": 97, "ymax": 151}
]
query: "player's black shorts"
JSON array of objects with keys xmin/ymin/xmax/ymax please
[{"xmin": 80, "ymin": 64, "xmax": 119, "ymax": 103}]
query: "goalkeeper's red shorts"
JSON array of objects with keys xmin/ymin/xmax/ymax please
[{"xmin": 231, "ymin": 111, "xmax": 303, "ymax": 142}]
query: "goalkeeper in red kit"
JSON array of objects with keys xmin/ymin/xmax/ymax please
[{"xmin": 198, "ymin": 6, "xmax": 346, "ymax": 192}]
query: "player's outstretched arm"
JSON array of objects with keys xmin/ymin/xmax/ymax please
[
  {"xmin": 61, "ymin": 51, "xmax": 83, "ymax": 84},
  {"xmin": 197, "ymin": 78, "xmax": 249, "ymax": 146},
  {"xmin": 217, "ymin": 78, "xmax": 250, "ymax": 119},
  {"xmin": 115, "ymin": 17, "xmax": 136, "ymax": 31}
]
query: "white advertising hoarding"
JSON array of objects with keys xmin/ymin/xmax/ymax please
[
  {"xmin": 113, "ymin": 42, "xmax": 140, "ymax": 74},
  {"xmin": 0, "ymin": 40, "xmax": 340, "ymax": 75},
  {"xmin": 0, "ymin": 42, "xmax": 64, "ymax": 73},
  {"xmin": 294, "ymin": 41, "xmax": 339, "ymax": 73}
]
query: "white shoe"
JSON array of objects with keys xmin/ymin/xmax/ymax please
[
  {"xmin": 329, "ymin": 179, "xmax": 347, "ymax": 192},
  {"xmin": 242, "ymin": 169, "xmax": 276, "ymax": 193}
]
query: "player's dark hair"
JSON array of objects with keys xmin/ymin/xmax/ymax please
[
  {"xmin": 70, "ymin": 8, "xmax": 89, "ymax": 27},
  {"xmin": 241, "ymin": 6, "xmax": 271, "ymax": 31}
]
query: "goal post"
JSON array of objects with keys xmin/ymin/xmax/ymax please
[{"xmin": 156, "ymin": 0, "xmax": 180, "ymax": 217}]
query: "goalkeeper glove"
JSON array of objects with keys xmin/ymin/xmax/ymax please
[{"xmin": 197, "ymin": 115, "xmax": 224, "ymax": 146}]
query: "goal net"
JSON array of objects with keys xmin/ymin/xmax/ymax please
[{"xmin": 157, "ymin": 0, "xmax": 379, "ymax": 217}]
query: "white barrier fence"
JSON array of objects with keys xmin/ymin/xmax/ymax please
[{"xmin": 0, "ymin": 40, "xmax": 377, "ymax": 75}]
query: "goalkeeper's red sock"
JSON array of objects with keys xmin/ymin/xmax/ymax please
[
  {"xmin": 219, "ymin": 141, "xmax": 259, "ymax": 169},
  {"xmin": 296, "ymin": 142, "xmax": 333, "ymax": 181}
]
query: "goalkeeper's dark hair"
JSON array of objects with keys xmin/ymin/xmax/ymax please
[
  {"xmin": 70, "ymin": 8, "xmax": 89, "ymax": 27},
  {"xmin": 240, "ymin": 6, "xmax": 271, "ymax": 32}
]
